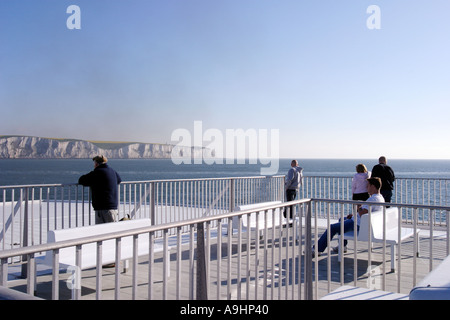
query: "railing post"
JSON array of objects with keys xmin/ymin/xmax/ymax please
[
  {"xmin": 150, "ymin": 182, "xmax": 156, "ymax": 226},
  {"xmin": 0, "ymin": 258, "xmax": 8, "ymax": 287},
  {"xmin": 21, "ymin": 187, "xmax": 29, "ymax": 278},
  {"xmin": 196, "ymin": 222, "xmax": 208, "ymax": 300},
  {"xmin": 304, "ymin": 201, "xmax": 313, "ymax": 300},
  {"xmin": 229, "ymin": 179, "xmax": 235, "ymax": 212}
]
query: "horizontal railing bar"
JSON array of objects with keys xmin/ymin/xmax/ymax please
[
  {"xmin": 1, "ymin": 175, "xmax": 447, "ymax": 189},
  {"xmin": 311, "ymin": 198, "xmax": 450, "ymax": 211},
  {"xmin": 1, "ymin": 197, "xmax": 448, "ymax": 261},
  {"xmin": 0, "ymin": 183, "xmax": 79, "ymax": 189},
  {"xmin": 304, "ymin": 176, "xmax": 449, "ymax": 181},
  {"xmin": 0, "ymin": 199, "xmax": 310, "ymax": 260},
  {"xmin": 0, "ymin": 175, "xmax": 285, "ymax": 189},
  {"xmin": 121, "ymin": 175, "xmax": 285, "ymax": 184}
]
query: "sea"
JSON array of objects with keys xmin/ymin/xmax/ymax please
[{"xmin": 1, "ymin": 158, "xmax": 450, "ymax": 187}]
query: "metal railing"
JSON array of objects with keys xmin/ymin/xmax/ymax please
[
  {"xmin": 301, "ymin": 176, "xmax": 449, "ymax": 206},
  {"xmin": 0, "ymin": 199, "xmax": 449, "ymax": 300},
  {"xmin": 302, "ymin": 176, "xmax": 449, "ymax": 224},
  {"xmin": 1, "ymin": 176, "xmax": 448, "ymax": 247},
  {"xmin": 0, "ymin": 175, "xmax": 448, "ymax": 259},
  {"xmin": 0, "ymin": 175, "xmax": 448, "ymax": 290},
  {"xmin": 0, "ymin": 176, "xmax": 285, "ymax": 252},
  {"xmin": 0, "ymin": 200, "xmax": 306, "ymax": 300},
  {"xmin": 307, "ymin": 199, "xmax": 450, "ymax": 299}
]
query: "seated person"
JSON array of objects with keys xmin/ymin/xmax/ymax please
[{"xmin": 313, "ymin": 177, "xmax": 385, "ymax": 256}]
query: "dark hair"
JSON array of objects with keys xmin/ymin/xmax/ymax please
[
  {"xmin": 356, "ymin": 164, "xmax": 367, "ymax": 173},
  {"xmin": 367, "ymin": 177, "xmax": 382, "ymax": 190},
  {"xmin": 92, "ymin": 155, "xmax": 107, "ymax": 164}
]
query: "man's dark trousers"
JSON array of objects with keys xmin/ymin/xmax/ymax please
[{"xmin": 284, "ymin": 189, "xmax": 297, "ymax": 220}]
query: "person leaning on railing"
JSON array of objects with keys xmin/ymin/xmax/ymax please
[
  {"xmin": 312, "ymin": 177, "xmax": 385, "ymax": 256},
  {"xmin": 78, "ymin": 155, "xmax": 122, "ymax": 224},
  {"xmin": 284, "ymin": 159, "xmax": 303, "ymax": 221},
  {"xmin": 371, "ymin": 156, "xmax": 395, "ymax": 203},
  {"xmin": 352, "ymin": 163, "xmax": 371, "ymax": 201}
]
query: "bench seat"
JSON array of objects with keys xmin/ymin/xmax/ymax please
[{"xmin": 339, "ymin": 207, "xmax": 420, "ymax": 271}]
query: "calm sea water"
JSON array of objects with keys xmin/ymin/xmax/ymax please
[{"xmin": 1, "ymin": 158, "xmax": 450, "ymax": 187}]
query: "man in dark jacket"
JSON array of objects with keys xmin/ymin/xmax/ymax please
[
  {"xmin": 78, "ymin": 155, "xmax": 122, "ymax": 224},
  {"xmin": 371, "ymin": 156, "xmax": 395, "ymax": 202}
]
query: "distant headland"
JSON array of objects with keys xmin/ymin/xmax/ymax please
[{"xmin": 0, "ymin": 135, "xmax": 199, "ymax": 159}]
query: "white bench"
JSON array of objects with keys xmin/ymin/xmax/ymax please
[
  {"xmin": 40, "ymin": 218, "xmax": 170, "ymax": 298},
  {"xmin": 42, "ymin": 219, "xmax": 167, "ymax": 272},
  {"xmin": 409, "ymin": 254, "xmax": 450, "ymax": 300},
  {"xmin": 339, "ymin": 207, "xmax": 420, "ymax": 271},
  {"xmin": 231, "ymin": 201, "xmax": 285, "ymax": 236},
  {"xmin": 320, "ymin": 285, "xmax": 409, "ymax": 300}
]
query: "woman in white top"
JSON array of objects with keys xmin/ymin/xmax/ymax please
[{"xmin": 352, "ymin": 164, "xmax": 371, "ymax": 201}]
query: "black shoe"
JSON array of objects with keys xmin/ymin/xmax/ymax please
[{"xmin": 103, "ymin": 263, "xmax": 115, "ymax": 268}]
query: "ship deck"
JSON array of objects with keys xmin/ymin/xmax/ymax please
[{"xmin": 5, "ymin": 224, "xmax": 448, "ymax": 300}]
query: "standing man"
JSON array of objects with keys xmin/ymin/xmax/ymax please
[
  {"xmin": 79, "ymin": 155, "xmax": 122, "ymax": 224},
  {"xmin": 284, "ymin": 159, "xmax": 303, "ymax": 220},
  {"xmin": 371, "ymin": 156, "xmax": 395, "ymax": 203}
]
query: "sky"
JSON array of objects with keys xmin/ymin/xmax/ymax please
[{"xmin": 0, "ymin": 0, "xmax": 449, "ymax": 160}]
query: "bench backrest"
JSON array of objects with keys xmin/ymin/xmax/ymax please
[
  {"xmin": 48, "ymin": 219, "xmax": 152, "ymax": 243},
  {"xmin": 233, "ymin": 201, "xmax": 282, "ymax": 229},
  {"xmin": 45, "ymin": 219, "xmax": 152, "ymax": 269},
  {"xmin": 357, "ymin": 207, "xmax": 399, "ymax": 241}
]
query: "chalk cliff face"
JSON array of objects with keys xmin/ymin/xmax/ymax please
[{"xmin": 0, "ymin": 136, "xmax": 198, "ymax": 159}]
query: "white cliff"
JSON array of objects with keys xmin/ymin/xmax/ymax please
[{"xmin": 0, "ymin": 136, "xmax": 201, "ymax": 159}]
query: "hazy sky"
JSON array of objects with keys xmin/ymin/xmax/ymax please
[{"xmin": 1, "ymin": 1, "xmax": 449, "ymax": 159}]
